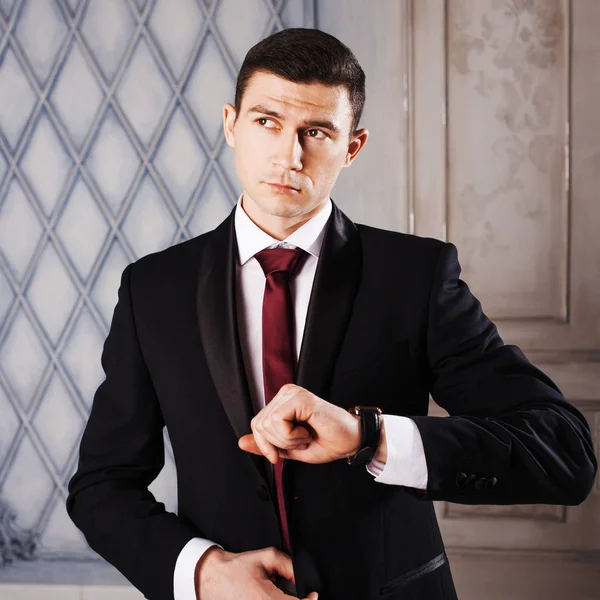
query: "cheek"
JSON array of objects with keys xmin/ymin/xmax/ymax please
[
  {"xmin": 308, "ymin": 152, "xmax": 345, "ymax": 186},
  {"xmin": 234, "ymin": 135, "xmax": 263, "ymax": 179}
]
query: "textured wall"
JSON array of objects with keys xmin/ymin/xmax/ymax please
[{"xmin": 0, "ymin": 0, "xmax": 313, "ymax": 585}]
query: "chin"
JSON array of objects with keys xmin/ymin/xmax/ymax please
[{"xmin": 256, "ymin": 194, "xmax": 304, "ymax": 218}]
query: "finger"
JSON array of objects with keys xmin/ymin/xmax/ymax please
[
  {"xmin": 273, "ymin": 383, "xmax": 299, "ymax": 400},
  {"xmin": 251, "ymin": 414, "xmax": 284, "ymax": 462},
  {"xmin": 255, "ymin": 406, "xmax": 310, "ymax": 444},
  {"xmin": 284, "ymin": 422, "xmax": 311, "ymax": 441},
  {"xmin": 266, "ymin": 581, "xmax": 318, "ymax": 600},
  {"xmin": 268, "ymin": 584, "xmax": 318, "ymax": 600},
  {"xmin": 253, "ymin": 430, "xmax": 280, "ymax": 464},
  {"xmin": 260, "ymin": 547, "xmax": 295, "ymax": 582},
  {"xmin": 262, "ymin": 420, "xmax": 311, "ymax": 450},
  {"xmin": 255, "ymin": 418, "xmax": 291, "ymax": 451},
  {"xmin": 266, "ymin": 586, "xmax": 301, "ymax": 600},
  {"xmin": 279, "ymin": 443, "xmax": 310, "ymax": 458},
  {"xmin": 238, "ymin": 434, "xmax": 263, "ymax": 455}
]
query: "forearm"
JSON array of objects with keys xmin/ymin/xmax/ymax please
[
  {"xmin": 410, "ymin": 399, "xmax": 597, "ymax": 505},
  {"xmin": 68, "ymin": 476, "xmax": 198, "ymax": 599}
]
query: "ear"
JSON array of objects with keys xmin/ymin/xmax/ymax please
[
  {"xmin": 343, "ymin": 128, "xmax": 369, "ymax": 167},
  {"xmin": 223, "ymin": 103, "xmax": 237, "ymax": 148}
]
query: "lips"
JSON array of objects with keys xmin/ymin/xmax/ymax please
[{"xmin": 265, "ymin": 182, "xmax": 299, "ymax": 191}]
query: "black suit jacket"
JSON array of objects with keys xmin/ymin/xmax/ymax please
[{"xmin": 67, "ymin": 201, "xmax": 597, "ymax": 600}]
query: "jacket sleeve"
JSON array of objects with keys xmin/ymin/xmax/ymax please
[
  {"xmin": 409, "ymin": 242, "xmax": 597, "ymax": 505},
  {"xmin": 67, "ymin": 263, "xmax": 199, "ymax": 600}
]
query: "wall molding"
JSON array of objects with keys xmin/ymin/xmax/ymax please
[{"xmin": 0, "ymin": 499, "xmax": 37, "ymax": 568}]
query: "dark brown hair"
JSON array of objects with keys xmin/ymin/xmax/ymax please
[{"xmin": 234, "ymin": 28, "xmax": 366, "ymax": 136}]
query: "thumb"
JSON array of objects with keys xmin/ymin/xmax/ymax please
[
  {"xmin": 260, "ymin": 547, "xmax": 295, "ymax": 583},
  {"xmin": 238, "ymin": 434, "xmax": 262, "ymax": 455}
]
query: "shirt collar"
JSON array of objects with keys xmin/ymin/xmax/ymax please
[{"xmin": 234, "ymin": 194, "xmax": 332, "ymax": 266}]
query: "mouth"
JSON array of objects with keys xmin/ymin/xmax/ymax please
[{"xmin": 264, "ymin": 182, "xmax": 300, "ymax": 193}]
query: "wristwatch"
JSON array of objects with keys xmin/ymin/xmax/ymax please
[{"xmin": 346, "ymin": 406, "xmax": 383, "ymax": 466}]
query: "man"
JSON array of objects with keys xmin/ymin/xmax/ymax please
[{"xmin": 67, "ymin": 28, "xmax": 597, "ymax": 600}]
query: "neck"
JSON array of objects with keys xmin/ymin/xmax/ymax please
[{"xmin": 241, "ymin": 194, "xmax": 328, "ymax": 241}]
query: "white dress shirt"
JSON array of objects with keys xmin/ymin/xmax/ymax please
[{"xmin": 173, "ymin": 196, "xmax": 428, "ymax": 599}]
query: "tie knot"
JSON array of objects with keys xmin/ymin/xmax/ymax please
[{"xmin": 254, "ymin": 247, "xmax": 308, "ymax": 277}]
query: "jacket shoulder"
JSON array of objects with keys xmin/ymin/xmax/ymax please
[
  {"xmin": 355, "ymin": 222, "xmax": 446, "ymax": 256},
  {"xmin": 128, "ymin": 230, "xmax": 213, "ymax": 284}
]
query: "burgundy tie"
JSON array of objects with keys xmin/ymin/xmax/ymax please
[{"xmin": 254, "ymin": 247, "xmax": 308, "ymax": 554}]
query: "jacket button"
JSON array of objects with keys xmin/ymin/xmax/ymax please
[
  {"xmin": 486, "ymin": 477, "xmax": 498, "ymax": 489},
  {"xmin": 455, "ymin": 472, "xmax": 468, "ymax": 488},
  {"xmin": 256, "ymin": 485, "xmax": 270, "ymax": 501},
  {"xmin": 474, "ymin": 477, "xmax": 486, "ymax": 490},
  {"xmin": 465, "ymin": 474, "xmax": 477, "ymax": 488}
]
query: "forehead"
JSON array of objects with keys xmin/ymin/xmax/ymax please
[{"xmin": 240, "ymin": 71, "xmax": 352, "ymax": 120}]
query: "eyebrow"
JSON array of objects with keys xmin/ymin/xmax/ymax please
[{"xmin": 246, "ymin": 104, "xmax": 340, "ymax": 134}]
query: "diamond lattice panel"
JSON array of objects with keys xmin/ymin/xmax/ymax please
[
  {"xmin": 0, "ymin": 307, "xmax": 50, "ymax": 411},
  {"xmin": 149, "ymin": 0, "xmax": 205, "ymax": 81},
  {"xmin": 215, "ymin": 0, "xmax": 272, "ymax": 67},
  {"xmin": 15, "ymin": 0, "xmax": 68, "ymax": 85},
  {"xmin": 0, "ymin": 47, "xmax": 37, "ymax": 150},
  {"xmin": 20, "ymin": 113, "xmax": 74, "ymax": 218},
  {"xmin": 154, "ymin": 106, "xmax": 208, "ymax": 214},
  {"xmin": 56, "ymin": 179, "xmax": 111, "ymax": 281},
  {"xmin": 80, "ymin": 0, "xmax": 136, "ymax": 84},
  {"xmin": 0, "ymin": 0, "xmax": 314, "ymax": 575},
  {"xmin": 0, "ymin": 179, "xmax": 44, "ymax": 282},
  {"xmin": 32, "ymin": 371, "xmax": 84, "ymax": 474},
  {"xmin": 85, "ymin": 108, "xmax": 142, "ymax": 218},
  {"xmin": 61, "ymin": 307, "xmax": 106, "ymax": 410},
  {"xmin": 49, "ymin": 40, "xmax": 105, "ymax": 149},
  {"xmin": 25, "ymin": 241, "xmax": 79, "ymax": 345},
  {"xmin": 184, "ymin": 32, "xmax": 236, "ymax": 148},
  {"xmin": 116, "ymin": 36, "xmax": 173, "ymax": 148},
  {"xmin": 0, "ymin": 383, "xmax": 19, "ymax": 467}
]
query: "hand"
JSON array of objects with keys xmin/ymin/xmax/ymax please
[
  {"xmin": 238, "ymin": 384, "xmax": 365, "ymax": 464},
  {"xmin": 196, "ymin": 545, "xmax": 318, "ymax": 599}
]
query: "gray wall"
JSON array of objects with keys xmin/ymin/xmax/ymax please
[{"xmin": 317, "ymin": 0, "xmax": 408, "ymax": 231}]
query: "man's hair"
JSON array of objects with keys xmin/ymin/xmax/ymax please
[{"xmin": 234, "ymin": 28, "xmax": 366, "ymax": 136}]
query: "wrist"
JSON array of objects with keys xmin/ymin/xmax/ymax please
[
  {"xmin": 345, "ymin": 406, "xmax": 383, "ymax": 466},
  {"xmin": 195, "ymin": 546, "xmax": 225, "ymax": 599},
  {"xmin": 348, "ymin": 412, "xmax": 361, "ymax": 457}
]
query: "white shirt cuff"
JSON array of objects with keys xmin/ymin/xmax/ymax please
[
  {"xmin": 174, "ymin": 537, "xmax": 223, "ymax": 600},
  {"xmin": 366, "ymin": 415, "xmax": 428, "ymax": 489}
]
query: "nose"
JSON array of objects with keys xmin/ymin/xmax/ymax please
[{"xmin": 272, "ymin": 131, "xmax": 303, "ymax": 171}]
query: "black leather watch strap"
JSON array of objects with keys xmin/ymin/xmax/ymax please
[{"xmin": 346, "ymin": 406, "xmax": 382, "ymax": 466}]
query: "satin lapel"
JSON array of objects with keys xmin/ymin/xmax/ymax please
[
  {"xmin": 196, "ymin": 209, "xmax": 270, "ymax": 485},
  {"xmin": 296, "ymin": 200, "xmax": 362, "ymax": 400}
]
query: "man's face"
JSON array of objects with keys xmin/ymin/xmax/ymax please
[{"xmin": 223, "ymin": 71, "xmax": 367, "ymax": 226}]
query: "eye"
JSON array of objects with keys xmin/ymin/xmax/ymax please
[
  {"xmin": 257, "ymin": 117, "xmax": 276, "ymax": 128},
  {"xmin": 306, "ymin": 129, "xmax": 327, "ymax": 139}
]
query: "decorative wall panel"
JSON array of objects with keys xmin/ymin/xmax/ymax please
[
  {"xmin": 444, "ymin": 502, "xmax": 566, "ymax": 523},
  {"xmin": 414, "ymin": 0, "xmax": 600, "ymax": 353},
  {"xmin": 447, "ymin": 0, "xmax": 570, "ymax": 321},
  {"xmin": 0, "ymin": 0, "xmax": 314, "ymax": 582}
]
